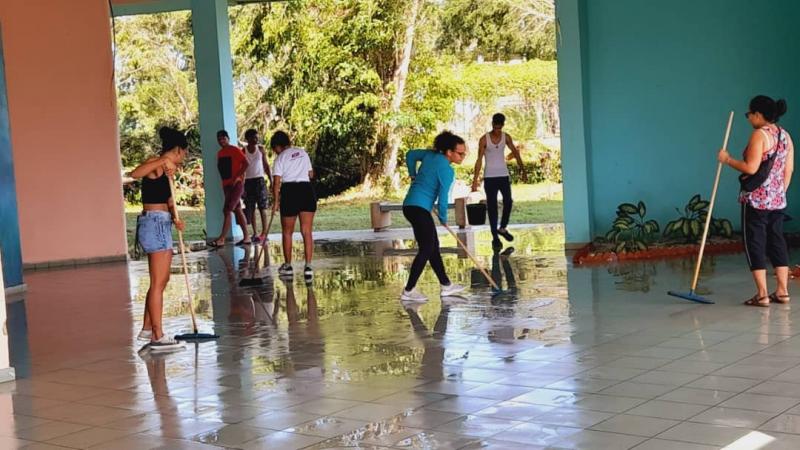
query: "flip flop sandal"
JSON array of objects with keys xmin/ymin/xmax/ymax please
[
  {"xmin": 744, "ymin": 295, "xmax": 770, "ymax": 307},
  {"xmin": 235, "ymin": 240, "xmax": 252, "ymax": 247},
  {"xmin": 769, "ymin": 292, "xmax": 791, "ymax": 304},
  {"xmin": 497, "ymin": 229, "xmax": 514, "ymax": 242},
  {"xmin": 207, "ymin": 241, "xmax": 224, "ymax": 249},
  {"xmin": 500, "ymin": 247, "xmax": 515, "ymax": 257}
]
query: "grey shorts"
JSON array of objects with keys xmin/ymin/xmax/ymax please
[{"xmin": 137, "ymin": 211, "xmax": 173, "ymax": 254}]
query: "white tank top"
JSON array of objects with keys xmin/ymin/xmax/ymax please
[
  {"xmin": 244, "ymin": 145, "xmax": 265, "ymax": 179},
  {"xmin": 484, "ymin": 132, "xmax": 509, "ymax": 178}
]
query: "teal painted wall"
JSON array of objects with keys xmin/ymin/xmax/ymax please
[{"xmin": 580, "ymin": 0, "xmax": 800, "ymax": 236}]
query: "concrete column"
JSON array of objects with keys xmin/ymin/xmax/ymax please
[
  {"xmin": 556, "ymin": 0, "xmax": 593, "ymax": 246},
  {"xmin": 0, "ymin": 249, "xmax": 16, "ymax": 383},
  {"xmin": 0, "ymin": 26, "xmax": 23, "ymax": 290},
  {"xmin": 191, "ymin": 0, "xmax": 240, "ymax": 240}
]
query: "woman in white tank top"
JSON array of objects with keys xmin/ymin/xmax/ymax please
[{"xmin": 471, "ymin": 113, "xmax": 528, "ymax": 249}]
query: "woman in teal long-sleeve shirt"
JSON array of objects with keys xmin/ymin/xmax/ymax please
[{"xmin": 400, "ymin": 131, "xmax": 468, "ymax": 302}]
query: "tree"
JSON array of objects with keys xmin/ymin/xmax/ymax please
[
  {"xmin": 238, "ymin": 0, "xmax": 456, "ymax": 196},
  {"xmin": 437, "ymin": 0, "xmax": 555, "ymax": 61},
  {"xmin": 115, "ymin": 1, "xmax": 558, "ymax": 200},
  {"xmin": 115, "ymin": 12, "xmax": 199, "ymax": 166}
]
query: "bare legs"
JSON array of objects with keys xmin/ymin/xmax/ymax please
[
  {"xmin": 280, "ymin": 212, "xmax": 315, "ymax": 266},
  {"xmin": 142, "ymin": 250, "xmax": 172, "ymax": 340},
  {"xmin": 213, "ymin": 206, "xmax": 250, "ymax": 245}
]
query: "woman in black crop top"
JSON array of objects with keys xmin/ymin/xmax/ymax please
[{"xmin": 127, "ymin": 127, "xmax": 188, "ymax": 351}]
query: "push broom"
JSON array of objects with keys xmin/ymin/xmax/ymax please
[
  {"xmin": 167, "ymin": 175, "xmax": 220, "ymax": 341},
  {"xmin": 668, "ymin": 111, "xmax": 734, "ymax": 304},
  {"xmin": 239, "ymin": 210, "xmax": 276, "ymax": 287},
  {"xmin": 439, "ymin": 219, "xmax": 504, "ymax": 295}
]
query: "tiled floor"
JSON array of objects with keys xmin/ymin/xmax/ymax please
[{"xmin": 5, "ymin": 224, "xmax": 800, "ymax": 449}]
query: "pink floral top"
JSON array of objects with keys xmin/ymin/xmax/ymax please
[{"xmin": 740, "ymin": 125, "xmax": 789, "ymax": 210}]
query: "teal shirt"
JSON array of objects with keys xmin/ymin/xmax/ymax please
[{"xmin": 403, "ymin": 150, "xmax": 454, "ymax": 222}]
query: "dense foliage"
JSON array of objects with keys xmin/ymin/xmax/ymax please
[{"xmin": 116, "ymin": 0, "xmax": 559, "ymax": 203}]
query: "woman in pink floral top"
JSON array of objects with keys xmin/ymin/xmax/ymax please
[{"xmin": 719, "ymin": 96, "xmax": 795, "ymax": 307}]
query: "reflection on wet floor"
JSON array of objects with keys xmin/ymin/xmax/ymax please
[{"xmin": 7, "ymin": 224, "xmax": 800, "ymax": 448}]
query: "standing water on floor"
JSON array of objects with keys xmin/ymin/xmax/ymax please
[
  {"xmin": 126, "ymin": 225, "xmax": 572, "ymax": 382},
  {"xmin": 7, "ymin": 225, "xmax": 800, "ymax": 448}
]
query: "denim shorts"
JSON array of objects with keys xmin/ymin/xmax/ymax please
[{"xmin": 137, "ymin": 211, "xmax": 173, "ymax": 254}]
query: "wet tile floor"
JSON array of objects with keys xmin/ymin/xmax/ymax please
[{"xmin": 6, "ymin": 224, "xmax": 800, "ymax": 448}]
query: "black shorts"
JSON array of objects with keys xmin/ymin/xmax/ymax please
[
  {"xmin": 280, "ymin": 182, "xmax": 317, "ymax": 217},
  {"xmin": 243, "ymin": 177, "xmax": 269, "ymax": 211},
  {"xmin": 742, "ymin": 204, "xmax": 789, "ymax": 271}
]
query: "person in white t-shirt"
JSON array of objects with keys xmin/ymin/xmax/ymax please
[{"xmin": 270, "ymin": 131, "xmax": 317, "ymax": 281}]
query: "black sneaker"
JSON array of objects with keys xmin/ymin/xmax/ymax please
[
  {"xmin": 304, "ymin": 266, "xmax": 313, "ymax": 280},
  {"xmin": 492, "ymin": 238, "xmax": 503, "ymax": 250},
  {"xmin": 497, "ymin": 228, "xmax": 514, "ymax": 242}
]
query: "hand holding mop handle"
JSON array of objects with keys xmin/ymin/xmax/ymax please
[
  {"xmin": 167, "ymin": 175, "xmax": 199, "ymax": 333},
  {"xmin": 439, "ymin": 219, "xmax": 500, "ymax": 290},
  {"xmin": 690, "ymin": 110, "xmax": 734, "ymax": 291}
]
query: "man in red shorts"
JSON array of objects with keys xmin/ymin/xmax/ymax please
[{"xmin": 209, "ymin": 130, "xmax": 251, "ymax": 247}]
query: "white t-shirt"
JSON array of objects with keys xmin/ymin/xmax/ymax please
[{"xmin": 272, "ymin": 147, "xmax": 312, "ymax": 182}]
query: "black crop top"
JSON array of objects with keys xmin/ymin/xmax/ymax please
[{"xmin": 141, "ymin": 173, "xmax": 171, "ymax": 204}]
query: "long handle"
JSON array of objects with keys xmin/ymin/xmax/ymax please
[
  {"xmin": 167, "ymin": 175, "xmax": 199, "ymax": 333},
  {"xmin": 690, "ymin": 111, "xmax": 734, "ymax": 291},
  {"xmin": 440, "ymin": 221, "xmax": 500, "ymax": 290},
  {"xmin": 249, "ymin": 209, "xmax": 276, "ymax": 277}
]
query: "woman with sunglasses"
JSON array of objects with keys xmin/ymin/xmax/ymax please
[
  {"xmin": 400, "ymin": 131, "xmax": 469, "ymax": 302},
  {"xmin": 718, "ymin": 96, "xmax": 794, "ymax": 306}
]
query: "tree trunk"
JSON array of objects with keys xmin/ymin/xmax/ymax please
[
  {"xmin": 362, "ymin": 0, "xmax": 421, "ymax": 193},
  {"xmin": 383, "ymin": 0, "xmax": 423, "ymax": 187}
]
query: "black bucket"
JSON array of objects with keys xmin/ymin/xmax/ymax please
[{"xmin": 467, "ymin": 203, "xmax": 487, "ymax": 225}]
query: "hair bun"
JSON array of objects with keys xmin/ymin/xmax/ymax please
[
  {"xmin": 159, "ymin": 126, "xmax": 174, "ymax": 141},
  {"xmin": 777, "ymin": 99, "xmax": 788, "ymax": 118},
  {"xmin": 158, "ymin": 126, "xmax": 188, "ymax": 153}
]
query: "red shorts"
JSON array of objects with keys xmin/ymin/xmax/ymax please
[{"xmin": 223, "ymin": 182, "xmax": 244, "ymax": 214}]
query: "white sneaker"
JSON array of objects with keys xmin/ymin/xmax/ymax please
[
  {"xmin": 401, "ymin": 300, "xmax": 422, "ymax": 314},
  {"xmin": 278, "ymin": 263, "xmax": 293, "ymax": 277},
  {"xmin": 148, "ymin": 335, "xmax": 185, "ymax": 353},
  {"xmin": 400, "ymin": 288, "xmax": 428, "ymax": 302},
  {"xmin": 441, "ymin": 283, "xmax": 466, "ymax": 297},
  {"xmin": 441, "ymin": 296, "xmax": 467, "ymax": 306},
  {"xmin": 137, "ymin": 329, "xmax": 152, "ymax": 341}
]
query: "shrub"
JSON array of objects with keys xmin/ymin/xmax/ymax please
[
  {"xmin": 664, "ymin": 194, "xmax": 733, "ymax": 243},
  {"xmin": 604, "ymin": 201, "xmax": 660, "ymax": 252}
]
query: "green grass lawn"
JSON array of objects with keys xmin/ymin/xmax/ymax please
[{"xmin": 125, "ymin": 183, "xmax": 564, "ymax": 243}]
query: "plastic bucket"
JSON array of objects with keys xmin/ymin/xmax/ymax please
[{"xmin": 467, "ymin": 203, "xmax": 487, "ymax": 225}]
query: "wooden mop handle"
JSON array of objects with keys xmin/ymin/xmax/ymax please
[
  {"xmin": 249, "ymin": 209, "xmax": 276, "ymax": 277},
  {"xmin": 690, "ymin": 111, "xmax": 734, "ymax": 291},
  {"xmin": 440, "ymin": 221, "xmax": 500, "ymax": 290},
  {"xmin": 167, "ymin": 175, "xmax": 199, "ymax": 332}
]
